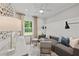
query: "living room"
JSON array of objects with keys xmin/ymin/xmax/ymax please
[{"xmin": 0, "ymin": 2, "xmax": 79, "ymax": 56}]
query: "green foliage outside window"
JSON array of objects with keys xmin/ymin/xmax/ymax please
[{"xmin": 24, "ymin": 21, "xmax": 32, "ymax": 35}]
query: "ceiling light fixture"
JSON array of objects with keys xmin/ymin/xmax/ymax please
[
  {"xmin": 39, "ymin": 9, "xmax": 44, "ymax": 14},
  {"xmin": 25, "ymin": 9, "xmax": 28, "ymax": 11}
]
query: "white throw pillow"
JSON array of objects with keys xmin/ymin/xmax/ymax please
[{"xmin": 69, "ymin": 37, "xmax": 79, "ymax": 48}]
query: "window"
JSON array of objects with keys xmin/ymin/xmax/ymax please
[{"xmin": 24, "ymin": 20, "xmax": 32, "ymax": 35}]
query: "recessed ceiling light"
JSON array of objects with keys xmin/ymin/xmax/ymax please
[
  {"xmin": 25, "ymin": 9, "xmax": 28, "ymax": 11},
  {"xmin": 39, "ymin": 9, "xmax": 44, "ymax": 13}
]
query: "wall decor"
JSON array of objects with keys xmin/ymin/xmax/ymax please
[{"xmin": 0, "ymin": 3, "xmax": 15, "ymax": 17}]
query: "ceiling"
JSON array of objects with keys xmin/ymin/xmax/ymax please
[{"xmin": 12, "ymin": 3, "xmax": 78, "ymax": 20}]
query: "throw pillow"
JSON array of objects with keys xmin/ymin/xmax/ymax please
[
  {"xmin": 69, "ymin": 37, "xmax": 79, "ymax": 48},
  {"xmin": 61, "ymin": 36, "xmax": 70, "ymax": 47}
]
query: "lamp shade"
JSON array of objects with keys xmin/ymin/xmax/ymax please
[{"xmin": 0, "ymin": 16, "xmax": 21, "ymax": 31}]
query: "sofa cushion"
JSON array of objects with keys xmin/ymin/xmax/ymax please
[
  {"xmin": 50, "ymin": 36, "xmax": 59, "ymax": 41},
  {"xmin": 51, "ymin": 39, "xmax": 58, "ymax": 46},
  {"xmin": 55, "ymin": 44, "xmax": 73, "ymax": 55}
]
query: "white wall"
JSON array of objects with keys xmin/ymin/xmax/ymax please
[
  {"xmin": 46, "ymin": 17, "xmax": 79, "ymax": 38},
  {"xmin": 37, "ymin": 18, "xmax": 46, "ymax": 35},
  {"xmin": 0, "ymin": 16, "xmax": 21, "ymax": 31},
  {"xmin": 46, "ymin": 4, "xmax": 79, "ymax": 38}
]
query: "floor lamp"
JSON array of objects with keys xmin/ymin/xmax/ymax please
[{"xmin": 0, "ymin": 16, "xmax": 21, "ymax": 49}]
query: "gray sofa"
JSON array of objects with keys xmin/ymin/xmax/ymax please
[
  {"xmin": 39, "ymin": 36, "xmax": 79, "ymax": 56},
  {"xmin": 51, "ymin": 38, "xmax": 74, "ymax": 56}
]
